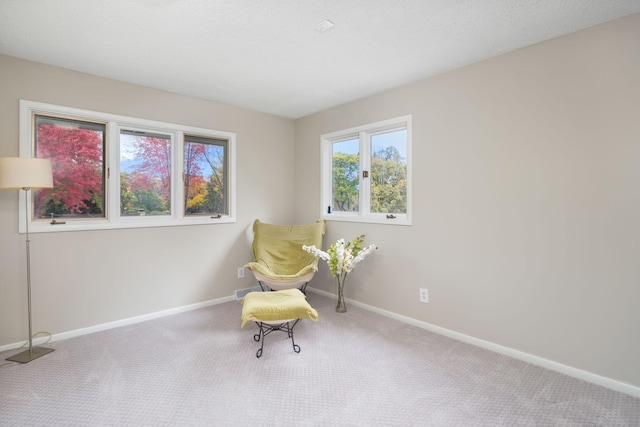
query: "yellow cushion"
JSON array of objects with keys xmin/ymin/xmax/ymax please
[{"xmin": 241, "ymin": 289, "xmax": 319, "ymax": 327}]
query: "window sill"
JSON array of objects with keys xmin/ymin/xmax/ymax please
[
  {"xmin": 22, "ymin": 215, "xmax": 235, "ymax": 234},
  {"xmin": 321, "ymin": 212, "xmax": 411, "ymax": 226}
]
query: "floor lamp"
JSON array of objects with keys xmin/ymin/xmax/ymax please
[{"xmin": 0, "ymin": 157, "xmax": 55, "ymax": 363}]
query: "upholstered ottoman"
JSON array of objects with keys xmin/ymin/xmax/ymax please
[{"xmin": 241, "ymin": 289, "xmax": 318, "ymax": 358}]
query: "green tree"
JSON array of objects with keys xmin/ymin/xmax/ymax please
[
  {"xmin": 135, "ymin": 189, "xmax": 165, "ymax": 214},
  {"xmin": 120, "ymin": 173, "xmax": 136, "ymax": 214},
  {"xmin": 371, "ymin": 146, "xmax": 406, "ymax": 213},
  {"xmin": 332, "ymin": 153, "xmax": 359, "ymax": 212},
  {"xmin": 332, "ymin": 147, "xmax": 407, "ymax": 214},
  {"xmin": 202, "ymin": 147, "xmax": 226, "ymax": 214}
]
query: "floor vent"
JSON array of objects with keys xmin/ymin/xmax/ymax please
[{"xmin": 234, "ymin": 285, "xmax": 262, "ymax": 300}]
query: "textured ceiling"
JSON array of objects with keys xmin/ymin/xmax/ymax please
[{"xmin": 1, "ymin": 0, "xmax": 639, "ymax": 119}]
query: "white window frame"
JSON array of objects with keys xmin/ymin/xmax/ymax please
[
  {"xmin": 320, "ymin": 115, "xmax": 412, "ymax": 226},
  {"xmin": 19, "ymin": 100, "xmax": 236, "ymax": 233}
]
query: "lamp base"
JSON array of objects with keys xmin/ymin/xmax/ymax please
[{"xmin": 6, "ymin": 346, "xmax": 54, "ymax": 363}]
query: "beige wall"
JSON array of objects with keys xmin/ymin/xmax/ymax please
[
  {"xmin": 295, "ymin": 13, "xmax": 640, "ymax": 387},
  {"xmin": 0, "ymin": 55, "xmax": 296, "ymax": 345}
]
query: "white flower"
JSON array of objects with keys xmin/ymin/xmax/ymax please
[
  {"xmin": 302, "ymin": 244, "xmax": 330, "ymax": 262},
  {"xmin": 351, "ymin": 244, "xmax": 377, "ymax": 268},
  {"xmin": 302, "ymin": 235, "xmax": 377, "ymax": 277}
]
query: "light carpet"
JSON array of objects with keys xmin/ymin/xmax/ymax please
[{"xmin": 1, "ymin": 292, "xmax": 639, "ymax": 426}]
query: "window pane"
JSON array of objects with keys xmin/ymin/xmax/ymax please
[
  {"xmin": 332, "ymin": 138, "xmax": 359, "ymax": 213},
  {"xmin": 120, "ymin": 130, "xmax": 171, "ymax": 216},
  {"xmin": 184, "ymin": 135, "xmax": 228, "ymax": 216},
  {"xmin": 33, "ymin": 115, "xmax": 106, "ymax": 220},
  {"xmin": 370, "ymin": 129, "xmax": 407, "ymax": 214}
]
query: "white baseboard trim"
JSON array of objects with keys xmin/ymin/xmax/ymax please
[
  {"xmin": 0, "ymin": 295, "xmax": 235, "ymax": 354},
  {"xmin": 307, "ymin": 287, "xmax": 640, "ymax": 398}
]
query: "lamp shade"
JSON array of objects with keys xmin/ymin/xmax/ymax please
[{"xmin": 0, "ymin": 157, "xmax": 53, "ymax": 189}]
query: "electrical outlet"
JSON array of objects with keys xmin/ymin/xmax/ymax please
[
  {"xmin": 237, "ymin": 267, "xmax": 245, "ymax": 279},
  {"xmin": 419, "ymin": 288, "xmax": 429, "ymax": 303}
]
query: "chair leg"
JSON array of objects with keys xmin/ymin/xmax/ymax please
[
  {"xmin": 253, "ymin": 319, "xmax": 301, "ymax": 358},
  {"xmin": 300, "ymin": 282, "xmax": 309, "ymax": 295},
  {"xmin": 289, "ymin": 320, "xmax": 301, "ymax": 353},
  {"xmin": 253, "ymin": 326, "xmax": 265, "ymax": 358}
]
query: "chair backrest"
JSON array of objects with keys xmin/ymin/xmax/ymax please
[{"xmin": 252, "ymin": 219, "xmax": 325, "ymax": 276}]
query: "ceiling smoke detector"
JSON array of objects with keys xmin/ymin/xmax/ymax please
[{"xmin": 314, "ymin": 19, "xmax": 334, "ymax": 33}]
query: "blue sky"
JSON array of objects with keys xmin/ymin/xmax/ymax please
[{"xmin": 333, "ymin": 129, "xmax": 407, "ymax": 159}]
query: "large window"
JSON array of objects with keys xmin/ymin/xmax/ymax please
[
  {"xmin": 20, "ymin": 100, "xmax": 236, "ymax": 233},
  {"xmin": 321, "ymin": 116, "xmax": 411, "ymax": 225}
]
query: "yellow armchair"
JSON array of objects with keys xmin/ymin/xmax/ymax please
[{"xmin": 244, "ymin": 219, "xmax": 325, "ymax": 292}]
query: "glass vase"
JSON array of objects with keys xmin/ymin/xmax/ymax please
[{"xmin": 336, "ymin": 274, "xmax": 347, "ymax": 313}]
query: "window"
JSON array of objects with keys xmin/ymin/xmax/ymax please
[
  {"xmin": 20, "ymin": 100, "xmax": 235, "ymax": 233},
  {"xmin": 33, "ymin": 114, "xmax": 107, "ymax": 220},
  {"xmin": 183, "ymin": 134, "xmax": 228, "ymax": 217},
  {"xmin": 321, "ymin": 116, "xmax": 411, "ymax": 225},
  {"xmin": 119, "ymin": 129, "xmax": 172, "ymax": 217}
]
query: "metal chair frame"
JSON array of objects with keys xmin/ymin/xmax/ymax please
[{"xmin": 252, "ymin": 319, "xmax": 301, "ymax": 358}]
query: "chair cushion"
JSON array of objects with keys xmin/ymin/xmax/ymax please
[
  {"xmin": 241, "ymin": 289, "xmax": 319, "ymax": 327},
  {"xmin": 245, "ymin": 219, "xmax": 325, "ymax": 278}
]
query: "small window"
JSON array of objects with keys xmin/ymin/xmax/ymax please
[
  {"xmin": 321, "ymin": 116, "xmax": 411, "ymax": 225},
  {"xmin": 183, "ymin": 134, "xmax": 228, "ymax": 216}
]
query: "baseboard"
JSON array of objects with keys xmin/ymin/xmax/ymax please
[
  {"xmin": 0, "ymin": 295, "xmax": 235, "ymax": 354},
  {"xmin": 307, "ymin": 287, "xmax": 640, "ymax": 399}
]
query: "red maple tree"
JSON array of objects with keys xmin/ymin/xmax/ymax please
[
  {"xmin": 134, "ymin": 137, "xmax": 171, "ymax": 206},
  {"xmin": 35, "ymin": 124, "xmax": 104, "ymax": 215}
]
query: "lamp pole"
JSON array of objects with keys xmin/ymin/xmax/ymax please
[
  {"xmin": 24, "ymin": 188, "xmax": 35, "ymax": 356},
  {"xmin": 0, "ymin": 156, "xmax": 55, "ymax": 363},
  {"xmin": 5, "ymin": 187, "xmax": 54, "ymax": 363}
]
